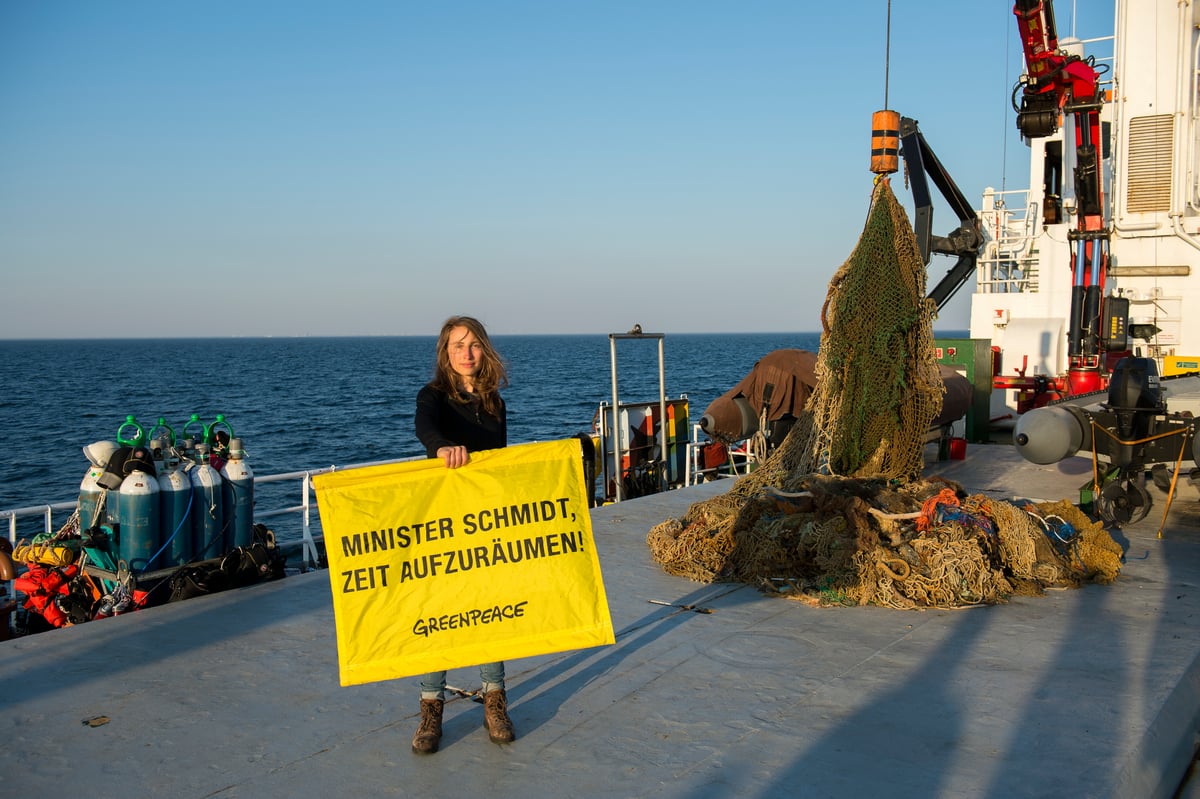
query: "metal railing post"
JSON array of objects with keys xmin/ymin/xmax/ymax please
[{"xmin": 301, "ymin": 473, "xmax": 319, "ymax": 571}]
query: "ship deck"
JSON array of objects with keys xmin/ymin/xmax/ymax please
[{"xmin": 2, "ymin": 444, "xmax": 1200, "ymax": 799}]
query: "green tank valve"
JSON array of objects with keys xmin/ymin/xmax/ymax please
[
  {"xmin": 205, "ymin": 413, "xmax": 235, "ymax": 446},
  {"xmin": 148, "ymin": 417, "xmax": 177, "ymax": 446},
  {"xmin": 116, "ymin": 415, "xmax": 146, "ymax": 447},
  {"xmin": 182, "ymin": 413, "xmax": 206, "ymax": 442}
]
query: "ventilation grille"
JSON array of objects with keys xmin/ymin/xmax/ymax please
[{"xmin": 1126, "ymin": 114, "xmax": 1173, "ymax": 213}]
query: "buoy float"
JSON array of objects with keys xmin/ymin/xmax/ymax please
[{"xmin": 870, "ymin": 109, "xmax": 900, "ymax": 175}]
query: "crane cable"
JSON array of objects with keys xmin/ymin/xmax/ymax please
[
  {"xmin": 870, "ymin": 1, "xmax": 900, "ymax": 178},
  {"xmin": 883, "ymin": 0, "xmax": 891, "ymax": 110}
]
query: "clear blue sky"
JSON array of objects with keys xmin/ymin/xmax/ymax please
[{"xmin": 0, "ymin": 1, "xmax": 1113, "ymax": 338}]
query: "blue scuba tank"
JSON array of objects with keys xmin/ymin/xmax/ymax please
[
  {"xmin": 78, "ymin": 440, "xmax": 118, "ymax": 534},
  {"xmin": 118, "ymin": 446, "xmax": 160, "ymax": 571},
  {"xmin": 104, "ymin": 417, "xmax": 149, "ymax": 537},
  {"xmin": 220, "ymin": 438, "xmax": 254, "ymax": 550},
  {"xmin": 154, "ymin": 438, "xmax": 193, "ymax": 567},
  {"xmin": 78, "ymin": 464, "xmax": 106, "ymax": 533},
  {"xmin": 190, "ymin": 442, "xmax": 225, "ymax": 560}
]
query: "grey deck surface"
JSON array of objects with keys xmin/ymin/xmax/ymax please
[{"xmin": 2, "ymin": 445, "xmax": 1199, "ymax": 799}]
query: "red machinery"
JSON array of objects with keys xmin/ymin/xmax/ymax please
[{"xmin": 1004, "ymin": 0, "xmax": 1122, "ymax": 406}]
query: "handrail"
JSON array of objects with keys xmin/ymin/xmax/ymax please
[{"xmin": 0, "ymin": 456, "xmax": 421, "ymax": 572}]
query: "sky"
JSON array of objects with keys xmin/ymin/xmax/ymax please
[{"xmin": 0, "ymin": 1, "xmax": 1115, "ymax": 338}]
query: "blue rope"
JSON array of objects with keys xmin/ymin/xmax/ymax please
[{"xmin": 139, "ymin": 489, "xmax": 194, "ymax": 574}]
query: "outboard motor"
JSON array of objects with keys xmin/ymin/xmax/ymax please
[
  {"xmin": 1106, "ymin": 357, "xmax": 1163, "ymax": 433},
  {"xmin": 1104, "ymin": 357, "xmax": 1164, "ymax": 469}
]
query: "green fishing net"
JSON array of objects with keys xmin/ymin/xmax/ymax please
[{"xmin": 646, "ymin": 179, "xmax": 1122, "ymax": 607}]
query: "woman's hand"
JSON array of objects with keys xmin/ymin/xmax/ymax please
[{"xmin": 436, "ymin": 445, "xmax": 470, "ymax": 468}]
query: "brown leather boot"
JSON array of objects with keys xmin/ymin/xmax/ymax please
[
  {"xmin": 483, "ymin": 689, "xmax": 515, "ymax": 744},
  {"xmin": 411, "ymin": 698, "xmax": 444, "ymax": 754}
]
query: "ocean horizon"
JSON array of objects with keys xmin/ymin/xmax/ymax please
[{"xmin": 0, "ymin": 330, "xmax": 969, "ymax": 538}]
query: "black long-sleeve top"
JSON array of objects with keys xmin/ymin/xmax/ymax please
[{"xmin": 415, "ymin": 384, "xmax": 507, "ymax": 458}]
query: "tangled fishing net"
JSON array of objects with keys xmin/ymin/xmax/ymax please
[{"xmin": 646, "ymin": 179, "xmax": 1123, "ymax": 608}]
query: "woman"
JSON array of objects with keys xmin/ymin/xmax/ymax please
[{"xmin": 411, "ymin": 315, "xmax": 515, "ymax": 755}]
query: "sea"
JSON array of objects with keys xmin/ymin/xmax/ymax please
[{"xmin": 0, "ymin": 331, "xmax": 965, "ymax": 542}]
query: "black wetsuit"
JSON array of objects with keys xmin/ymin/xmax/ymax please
[{"xmin": 414, "ymin": 384, "xmax": 506, "ymax": 458}]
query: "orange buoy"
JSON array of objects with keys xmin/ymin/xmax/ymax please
[{"xmin": 870, "ymin": 109, "xmax": 900, "ymax": 174}]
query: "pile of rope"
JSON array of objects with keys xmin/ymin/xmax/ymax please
[{"xmin": 646, "ymin": 179, "xmax": 1124, "ymax": 608}]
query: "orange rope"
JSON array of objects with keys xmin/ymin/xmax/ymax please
[{"xmin": 916, "ymin": 487, "xmax": 960, "ymax": 532}]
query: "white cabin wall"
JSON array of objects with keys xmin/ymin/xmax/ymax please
[{"xmin": 1109, "ymin": 0, "xmax": 1200, "ymax": 360}]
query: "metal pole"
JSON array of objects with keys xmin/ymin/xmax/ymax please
[
  {"xmin": 609, "ymin": 335, "xmax": 622, "ymax": 502},
  {"xmin": 302, "ymin": 475, "xmax": 317, "ymax": 570},
  {"xmin": 657, "ymin": 336, "xmax": 668, "ymax": 491}
]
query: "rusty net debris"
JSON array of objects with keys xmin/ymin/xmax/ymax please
[{"xmin": 646, "ymin": 179, "xmax": 1123, "ymax": 607}]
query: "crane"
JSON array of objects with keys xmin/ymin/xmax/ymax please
[{"xmin": 1013, "ymin": 0, "xmax": 1113, "ymax": 396}]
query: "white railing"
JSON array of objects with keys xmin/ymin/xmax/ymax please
[
  {"xmin": 977, "ymin": 188, "xmax": 1040, "ymax": 294},
  {"xmin": 0, "ymin": 501, "xmax": 77, "ymax": 545},
  {"xmin": 684, "ymin": 423, "xmax": 758, "ymax": 486}
]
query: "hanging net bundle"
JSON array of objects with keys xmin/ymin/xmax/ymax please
[{"xmin": 646, "ymin": 179, "xmax": 1123, "ymax": 608}]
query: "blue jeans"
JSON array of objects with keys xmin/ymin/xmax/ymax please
[{"xmin": 420, "ymin": 661, "xmax": 505, "ymax": 701}]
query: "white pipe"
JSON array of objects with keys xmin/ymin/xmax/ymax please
[
  {"xmin": 1111, "ymin": 0, "xmax": 1128, "ymax": 224},
  {"xmin": 1171, "ymin": 0, "xmax": 1200, "ymax": 251},
  {"xmin": 1170, "ymin": 212, "xmax": 1200, "ymax": 252},
  {"xmin": 1175, "ymin": 0, "xmax": 1190, "ymax": 215},
  {"xmin": 1187, "ymin": 3, "xmax": 1200, "ymax": 211}
]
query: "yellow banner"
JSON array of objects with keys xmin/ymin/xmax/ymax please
[{"xmin": 312, "ymin": 438, "xmax": 614, "ymax": 687}]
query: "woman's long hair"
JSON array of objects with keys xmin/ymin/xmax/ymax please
[{"xmin": 431, "ymin": 315, "xmax": 508, "ymax": 418}]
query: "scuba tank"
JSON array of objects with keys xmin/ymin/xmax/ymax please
[
  {"xmin": 189, "ymin": 442, "xmax": 225, "ymax": 561},
  {"xmin": 97, "ymin": 449, "xmax": 131, "ymax": 531},
  {"xmin": 118, "ymin": 444, "xmax": 160, "ymax": 571},
  {"xmin": 79, "ymin": 440, "xmax": 118, "ymax": 534},
  {"xmin": 220, "ymin": 438, "xmax": 255, "ymax": 550},
  {"xmin": 100, "ymin": 416, "xmax": 149, "ymax": 534},
  {"xmin": 153, "ymin": 436, "xmax": 193, "ymax": 567}
]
